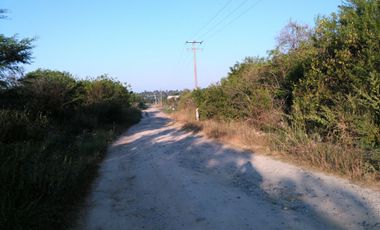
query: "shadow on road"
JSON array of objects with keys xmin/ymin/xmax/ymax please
[{"xmin": 109, "ymin": 109, "xmax": 380, "ymax": 230}]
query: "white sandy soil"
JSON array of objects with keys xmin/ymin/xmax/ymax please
[{"xmin": 73, "ymin": 108, "xmax": 380, "ymax": 230}]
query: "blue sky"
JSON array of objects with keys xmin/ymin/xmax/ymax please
[{"xmin": 2, "ymin": 0, "xmax": 342, "ymax": 92}]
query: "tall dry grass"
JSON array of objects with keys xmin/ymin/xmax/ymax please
[
  {"xmin": 271, "ymin": 125, "xmax": 373, "ymax": 180},
  {"xmin": 171, "ymin": 107, "xmax": 270, "ymax": 155},
  {"xmin": 171, "ymin": 107, "xmax": 378, "ymax": 182}
]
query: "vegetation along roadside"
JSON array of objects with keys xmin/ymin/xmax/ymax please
[
  {"xmin": 0, "ymin": 10, "xmax": 145, "ymax": 230},
  {"xmin": 169, "ymin": 0, "xmax": 380, "ymax": 184}
]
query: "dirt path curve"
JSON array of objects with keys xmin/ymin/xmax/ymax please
[{"xmin": 74, "ymin": 108, "xmax": 380, "ymax": 230}]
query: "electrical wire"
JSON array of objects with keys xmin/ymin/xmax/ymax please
[
  {"xmin": 204, "ymin": 0, "xmax": 263, "ymax": 41},
  {"xmin": 192, "ymin": 0, "xmax": 234, "ymax": 40},
  {"xmin": 196, "ymin": 0, "xmax": 250, "ymax": 40},
  {"xmin": 176, "ymin": 43, "xmax": 187, "ymax": 69},
  {"xmin": 175, "ymin": 42, "xmax": 193, "ymax": 78}
]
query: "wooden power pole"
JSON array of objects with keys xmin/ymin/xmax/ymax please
[
  {"xmin": 186, "ymin": 41, "xmax": 203, "ymax": 120},
  {"xmin": 186, "ymin": 41, "xmax": 203, "ymax": 89}
]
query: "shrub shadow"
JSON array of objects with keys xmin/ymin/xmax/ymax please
[{"xmin": 110, "ymin": 109, "xmax": 380, "ymax": 229}]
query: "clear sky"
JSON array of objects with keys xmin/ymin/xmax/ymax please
[{"xmin": 2, "ymin": 0, "xmax": 342, "ymax": 92}]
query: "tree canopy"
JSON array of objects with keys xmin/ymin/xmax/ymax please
[{"xmin": 0, "ymin": 10, "xmax": 34, "ymax": 86}]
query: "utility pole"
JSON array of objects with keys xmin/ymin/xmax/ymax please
[
  {"xmin": 186, "ymin": 41, "xmax": 203, "ymax": 121},
  {"xmin": 186, "ymin": 41, "xmax": 203, "ymax": 89}
]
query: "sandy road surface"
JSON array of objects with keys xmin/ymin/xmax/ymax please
[{"xmin": 74, "ymin": 108, "xmax": 380, "ymax": 230}]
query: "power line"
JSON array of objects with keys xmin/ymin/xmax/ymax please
[
  {"xmin": 176, "ymin": 42, "xmax": 193, "ymax": 76},
  {"xmin": 197, "ymin": 0, "xmax": 250, "ymax": 40},
  {"xmin": 192, "ymin": 0, "xmax": 234, "ymax": 40},
  {"xmin": 176, "ymin": 43, "xmax": 187, "ymax": 69},
  {"xmin": 175, "ymin": 1, "xmax": 262, "ymax": 89},
  {"xmin": 172, "ymin": 42, "xmax": 192, "ymax": 89},
  {"xmin": 204, "ymin": 0, "xmax": 263, "ymax": 41}
]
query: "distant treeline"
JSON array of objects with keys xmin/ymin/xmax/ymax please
[
  {"xmin": 0, "ymin": 11, "xmax": 142, "ymax": 230},
  {"xmin": 178, "ymin": 0, "xmax": 380, "ymax": 179}
]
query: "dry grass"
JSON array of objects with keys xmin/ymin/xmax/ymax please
[
  {"xmin": 202, "ymin": 120, "xmax": 270, "ymax": 154},
  {"xmin": 271, "ymin": 130, "xmax": 371, "ymax": 180},
  {"xmin": 170, "ymin": 108, "xmax": 379, "ymax": 185},
  {"xmin": 171, "ymin": 107, "xmax": 270, "ymax": 155}
]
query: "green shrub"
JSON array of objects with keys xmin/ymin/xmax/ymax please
[
  {"xmin": 292, "ymin": 0, "xmax": 380, "ymax": 148},
  {"xmin": 0, "ymin": 110, "xmax": 48, "ymax": 143},
  {"xmin": 179, "ymin": 0, "xmax": 380, "ymax": 178},
  {"xmin": 0, "ymin": 69, "xmax": 142, "ymax": 230}
]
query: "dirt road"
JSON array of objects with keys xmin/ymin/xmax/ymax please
[{"xmin": 74, "ymin": 108, "xmax": 380, "ymax": 230}]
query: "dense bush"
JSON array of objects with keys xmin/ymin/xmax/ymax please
[
  {"xmin": 178, "ymin": 0, "xmax": 380, "ymax": 177},
  {"xmin": 0, "ymin": 70, "xmax": 142, "ymax": 230},
  {"xmin": 186, "ymin": 57, "xmax": 283, "ymax": 131},
  {"xmin": 292, "ymin": 0, "xmax": 380, "ymax": 147},
  {"xmin": 0, "ymin": 8, "xmax": 143, "ymax": 229}
]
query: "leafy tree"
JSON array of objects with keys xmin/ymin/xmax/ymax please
[
  {"xmin": 0, "ymin": 35, "xmax": 33, "ymax": 77},
  {"xmin": 0, "ymin": 10, "xmax": 34, "ymax": 87}
]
